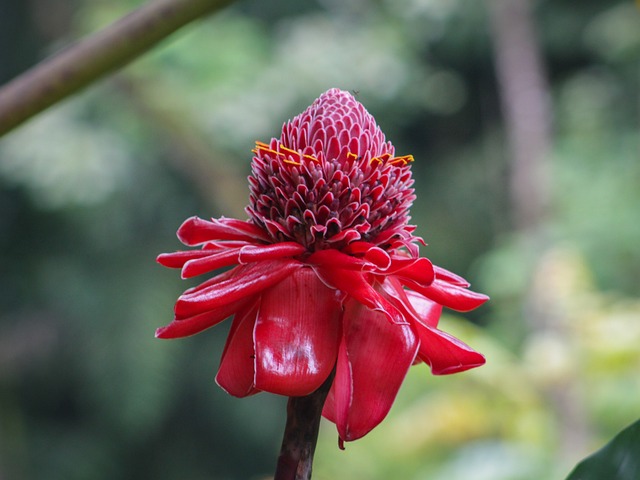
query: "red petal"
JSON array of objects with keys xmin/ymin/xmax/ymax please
[
  {"xmin": 181, "ymin": 266, "xmax": 237, "ymax": 296},
  {"xmin": 378, "ymin": 277, "xmax": 442, "ymax": 328},
  {"xmin": 377, "ymin": 278, "xmax": 485, "ymax": 375},
  {"xmin": 157, "ymin": 249, "xmax": 216, "ymax": 269},
  {"xmin": 307, "ymin": 249, "xmax": 369, "ymax": 271},
  {"xmin": 181, "ymin": 247, "xmax": 243, "ymax": 278},
  {"xmin": 177, "ymin": 216, "xmax": 269, "ymax": 246},
  {"xmin": 325, "ymin": 229, "xmax": 361, "ymax": 245},
  {"xmin": 434, "ymin": 265, "xmax": 470, "ymax": 287},
  {"xmin": 387, "ymin": 256, "xmax": 434, "ymax": 287},
  {"xmin": 413, "ymin": 321, "xmax": 486, "ymax": 375},
  {"xmin": 216, "ymin": 300, "xmax": 261, "ymax": 397},
  {"xmin": 238, "ymin": 242, "xmax": 306, "ymax": 264},
  {"xmin": 403, "ymin": 278, "xmax": 489, "ymax": 312},
  {"xmin": 342, "ymin": 241, "xmax": 376, "ymax": 255},
  {"xmin": 343, "ymin": 243, "xmax": 392, "ymax": 270},
  {"xmin": 155, "ymin": 297, "xmax": 248, "ymax": 338},
  {"xmin": 175, "ymin": 259, "xmax": 301, "ymax": 319},
  {"xmin": 323, "ymin": 298, "xmax": 418, "ymax": 442},
  {"xmin": 253, "ymin": 268, "xmax": 342, "ymax": 396},
  {"xmin": 405, "ymin": 290, "xmax": 442, "ymax": 328},
  {"xmin": 363, "ymin": 246, "xmax": 392, "ymax": 270},
  {"xmin": 314, "ymin": 266, "xmax": 406, "ymax": 324}
]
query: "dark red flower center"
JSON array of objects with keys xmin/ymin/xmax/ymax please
[{"xmin": 246, "ymin": 89, "xmax": 417, "ymax": 252}]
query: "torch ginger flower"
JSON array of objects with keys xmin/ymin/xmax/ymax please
[{"xmin": 157, "ymin": 88, "xmax": 488, "ymax": 443}]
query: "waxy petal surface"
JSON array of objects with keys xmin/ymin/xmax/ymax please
[
  {"xmin": 175, "ymin": 259, "xmax": 301, "ymax": 319},
  {"xmin": 238, "ymin": 242, "xmax": 306, "ymax": 264},
  {"xmin": 157, "ymin": 249, "xmax": 219, "ymax": 269},
  {"xmin": 254, "ymin": 268, "xmax": 342, "ymax": 396},
  {"xmin": 405, "ymin": 290, "xmax": 442, "ymax": 328},
  {"xmin": 181, "ymin": 248, "xmax": 243, "ymax": 278},
  {"xmin": 314, "ymin": 266, "xmax": 406, "ymax": 324},
  {"xmin": 177, "ymin": 216, "xmax": 269, "ymax": 245},
  {"xmin": 156, "ymin": 297, "xmax": 249, "ymax": 338},
  {"xmin": 308, "ymin": 249, "xmax": 371, "ymax": 271},
  {"xmin": 216, "ymin": 300, "xmax": 260, "ymax": 397},
  {"xmin": 404, "ymin": 278, "xmax": 489, "ymax": 312},
  {"xmin": 434, "ymin": 265, "xmax": 470, "ymax": 287},
  {"xmin": 413, "ymin": 321, "xmax": 486, "ymax": 375},
  {"xmin": 323, "ymin": 298, "xmax": 418, "ymax": 442},
  {"xmin": 387, "ymin": 256, "xmax": 435, "ymax": 287},
  {"xmin": 377, "ymin": 277, "xmax": 443, "ymax": 329}
]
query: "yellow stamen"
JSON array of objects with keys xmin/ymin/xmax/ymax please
[
  {"xmin": 370, "ymin": 153, "xmax": 389, "ymax": 166},
  {"xmin": 255, "ymin": 140, "xmax": 321, "ymax": 165},
  {"xmin": 279, "ymin": 145, "xmax": 301, "ymax": 158},
  {"xmin": 282, "ymin": 158, "xmax": 302, "ymax": 166},
  {"xmin": 254, "ymin": 141, "xmax": 413, "ymax": 168},
  {"xmin": 260, "ymin": 147, "xmax": 282, "ymax": 157},
  {"xmin": 389, "ymin": 154, "xmax": 414, "ymax": 166},
  {"xmin": 368, "ymin": 153, "xmax": 414, "ymax": 166},
  {"xmin": 254, "ymin": 141, "xmax": 283, "ymax": 159}
]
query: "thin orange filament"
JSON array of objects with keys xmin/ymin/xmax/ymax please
[{"xmin": 254, "ymin": 141, "xmax": 322, "ymax": 166}]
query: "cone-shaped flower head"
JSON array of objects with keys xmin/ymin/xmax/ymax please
[
  {"xmin": 157, "ymin": 89, "xmax": 488, "ymax": 443},
  {"xmin": 247, "ymin": 90, "xmax": 416, "ymax": 252}
]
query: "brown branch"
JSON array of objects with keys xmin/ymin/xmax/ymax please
[{"xmin": 0, "ymin": 0, "xmax": 234, "ymax": 137}]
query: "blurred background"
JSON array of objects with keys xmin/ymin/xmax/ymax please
[{"xmin": 0, "ymin": 0, "xmax": 639, "ymax": 478}]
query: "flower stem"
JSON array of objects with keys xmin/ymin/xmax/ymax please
[
  {"xmin": 0, "ymin": 0, "xmax": 234, "ymax": 137},
  {"xmin": 274, "ymin": 371, "xmax": 334, "ymax": 480}
]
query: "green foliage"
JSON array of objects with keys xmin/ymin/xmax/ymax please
[{"xmin": 566, "ymin": 419, "xmax": 640, "ymax": 480}]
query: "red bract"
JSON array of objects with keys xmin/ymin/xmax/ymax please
[{"xmin": 157, "ymin": 88, "xmax": 488, "ymax": 443}]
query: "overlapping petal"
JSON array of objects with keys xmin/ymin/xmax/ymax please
[
  {"xmin": 216, "ymin": 299, "xmax": 261, "ymax": 397},
  {"xmin": 413, "ymin": 321, "xmax": 486, "ymax": 375},
  {"xmin": 379, "ymin": 277, "xmax": 485, "ymax": 374},
  {"xmin": 308, "ymin": 248, "xmax": 374, "ymax": 271},
  {"xmin": 181, "ymin": 247, "xmax": 245, "ymax": 278},
  {"xmin": 238, "ymin": 242, "xmax": 307, "ymax": 264},
  {"xmin": 174, "ymin": 259, "xmax": 301, "ymax": 319},
  {"xmin": 177, "ymin": 216, "xmax": 270, "ymax": 245},
  {"xmin": 156, "ymin": 297, "xmax": 250, "ymax": 339},
  {"xmin": 157, "ymin": 248, "xmax": 225, "ymax": 269},
  {"xmin": 254, "ymin": 268, "xmax": 342, "ymax": 396},
  {"xmin": 322, "ymin": 298, "xmax": 419, "ymax": 442},
  {"xmin": 176, "ymin": 242, "xmax": 306, "ymax": 279},
  {"xmin": 378, "ymin": 276, "xmax": 442, "ymax": 328},
  {"xmin": 410, "ymin": 278, "xmax": 489, "ymax": 312},
  {"xmin": 405, "ymin": 290, "xmax": 442, "ymax": 328},
  {"xmin": 386, "ymin": 256, "xmax": 434, "ymax": 287},
  {"xmin": 434, "ymin": 265, "xmax": 470, "ymax": 287},
  {"xmin": 344, "ymin": 243, "xmax": 392, "ymax": 270},
  {"xmin": 313, "ymin": 265, "xmax": 406, "ymax": 324}
]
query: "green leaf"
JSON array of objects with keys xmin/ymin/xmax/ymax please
[{"xmin": 566, "ymin": 419, "xmax": 640, "ymax": 480}]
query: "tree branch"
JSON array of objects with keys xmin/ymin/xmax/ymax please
[{"xmin": 0, "ymin": 0, "xmax": 233, "ymax": 137}]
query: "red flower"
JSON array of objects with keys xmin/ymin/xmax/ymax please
[{"xmin": 157, "ymin": 88, "xmax": 488, "ymax": 443}]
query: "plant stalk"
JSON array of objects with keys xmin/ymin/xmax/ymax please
[{"xmin": 273, "ymin": 371, "xmax": 335, "ymax": 480}]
